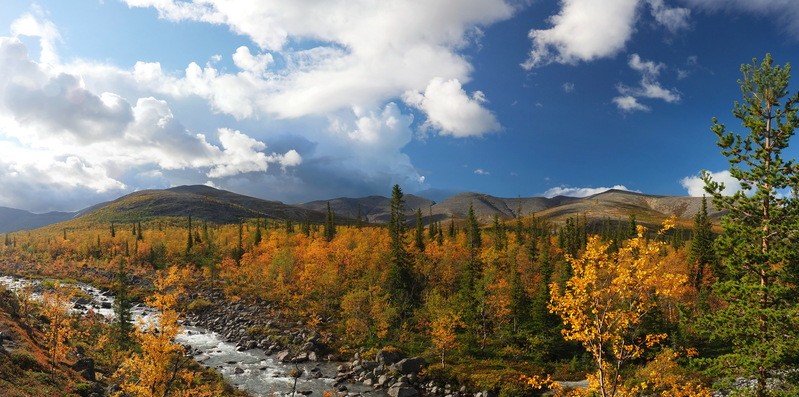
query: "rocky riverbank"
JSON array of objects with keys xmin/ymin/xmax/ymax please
[{"xmin": 181, "ymin": 289, "xmax": 494, "ymax": 397}]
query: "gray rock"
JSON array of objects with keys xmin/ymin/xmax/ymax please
[
  {"xmin": 276, "ymin": 350, "xmax": 292, "ymax": 362},
  {"xmin": 388, "ymin": 386, "xmax": 419, "ymax": 397},
  {"xmin": 376, "ymin": 349, "xmax": 405, "ymax": 366},
  {"xmin": 234, "ymin": 367, "xmax": 245, "ymax": 375},
  {"xmin": 393, "ymin": 357, "xmax": 426, "ymax": 375}
]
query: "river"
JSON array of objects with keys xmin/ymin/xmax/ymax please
[{"xmin": 0, "ymin": 275, "xmax": 384, "ymax": 397}]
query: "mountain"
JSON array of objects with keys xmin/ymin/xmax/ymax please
[
  {"xmin": 298, "ymin": 194, "xmax": 435, "ymax": 224},
  {"xmin": 1, "ymin": 186, "xmax": 722, "ymax": 233},
  {"xmin": 0, "ymin": 207, "xmax": 76, "ymax": 233},
  {"xmin": 75, "ymin": 185, "xmax": 329, "ymax": 224}
]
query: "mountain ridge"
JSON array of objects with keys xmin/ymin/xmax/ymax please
[{"xmin": 0, "ymin": 186, "xmax": 721, "ymax": 233}]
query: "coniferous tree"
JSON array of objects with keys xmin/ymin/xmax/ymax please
[
  {"xmin": 386, "ymin": 184, "xmax": 416, "ymax": 320},
  {"xmin": 688, "ymin": 195, "xmax": 716, "ymax": 290},
  {"xmin": 235, "ymin": 221, "xmax": 244, "ymax": 265},
  {"xmin": 324, "ymin": 202, "xmax": 336, "ymax": 242},
  {"xmin": 467, "ymin": 203, "xmax": 481, "ymax": 251},
  {"xmin": 701, "ymin": 54, "xmax": 799, "ymax": 396},
  {"xmin": 136, "ymin": 221, "xmax": 143, "ymax": 241},
  {"xmin": 355, "ymin": 204, "xmax": 363, "ymax": 229},
  {"xmin": 414, "ymin": 208, "xmax": 425, "ymax": 251},
  {"xmin": 110, "ymin": 222, "xmax": 116, "ymax": 238},
  {"xmin": 448, "ymin": 219, "xmax": 456, "ymax": 238},
  {"xmin": 185, "ymin": 216, "xmax": 193, "ymax": 254},
  {"xmin": 112, "ymin": 258, "xmax": 133, "ymax": 348},
  {"xmin": 254, "ymin": 219, "xmax": 263, "ymax": 245}
]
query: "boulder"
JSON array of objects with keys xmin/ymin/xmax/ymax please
[
  {"xmin": 276, "ymin": 350, "xmax": 292, "ymax": 362},
  {"xmin": 393, "ymin": 357, "xmax": 426, "ymax": 375},
  {"xmin": 72, "ymin": 357, "xmax": 96, "ymax": 381},
  {"xmin": 376, "ymin": 349, "xmax": 405, "ymax": 366},
  {"xmin": 388, "ymin": 385, "xmax": 419, "ymax": 397}
]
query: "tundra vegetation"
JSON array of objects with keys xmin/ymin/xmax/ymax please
[{"xmin": 0, "ymin": 54, "xmax": 797, "ymax": 397}]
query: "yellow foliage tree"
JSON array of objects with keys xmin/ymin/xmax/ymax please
[
  {"xmin": 548, "ymin": 221, "xmax": 687, "ymax": 397},
  {"xmin": 114, "ymin": 267, "xmax": 218, "ymax": 397},
  {"xmin": 41, "ymin": 283, "xmax": 76, "ymax": 375}
]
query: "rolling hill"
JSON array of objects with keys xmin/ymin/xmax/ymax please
[{"xmin": 0, "ymin": 186, "xmax": 722, "ymax": 233}]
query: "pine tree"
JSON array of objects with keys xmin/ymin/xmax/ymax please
[
  {"xmin": 112, "ymin": 258, "xmax": 133, "ymax": 348},
  {"xmin": 136, "ymin": 221, "xmax": 143, "ymax": 241},
  {"xmin": 324, "ymin": 202, "xmax": 336, "ymax": 242},
  {"xmin": 688, "ymin": 195, "xmax": 715, "ymax": 290},
  {"xmin": 110, "ymin": 222, "xmax": 116, "ymax": 238},
  {"xmin": 386, "ymin": 185, "xmax": 416, "ymax": 320},
  {"xmin": 185, "ymin": 216, "xmax": 193, "ymax": 254},
  {"xmin": 467, "ymin": 203, "xmax": 481, "ymax": 251},
  {"xmin": 414, "ymin": 208, "xmax": 425, "ymax": 251},
  {"xmin": 448, "ymin": 219, "xmax": 456, "ymax": 238},
  {"xmin": 701, "ymin": 54, "xmax": 799, "ymax": 396},
  {"xmin": 254, "ymin": 219, "xmax": 263, "ymax": 245}
]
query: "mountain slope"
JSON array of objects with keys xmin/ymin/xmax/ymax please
[
  {"xmin": 0, "ymin": 207, "xmax": 76, "ymax": 233},
  {"xmin": 298, "ymin": 194, "xmax": 435, "ymax": 224},
  {"xmin": 77, "ymin": 185, "xmax": 328, "ymax": 224}
]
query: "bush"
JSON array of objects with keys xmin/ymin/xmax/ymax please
[
  {"xmin": 187, "ymin": 298, "xmax": 213, "ymax": 313},
  {"xmin": 10, "ymin": 351, "xmax": 42, "ymax": 371}
]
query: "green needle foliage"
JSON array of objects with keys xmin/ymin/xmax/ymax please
[{"xmin": 701, "ymin": 54, "xmax": 799, "ymax": 397}]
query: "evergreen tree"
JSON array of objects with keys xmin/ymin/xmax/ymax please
[
  {"xmin": 427, "ymin": 207, "xmax": 436, "ymax": 240},
  {"xmin": 701, "ymin": 54, "xmax": 799, "ymax": 396},
  {"xmin": 492, "ymin": 214, "xmax": 506, "ymax": 250},
  {"xmin": 136, "ymin": 221, "xmax": 143, "ymax": 241},
  {"xmin": 110, "ymin": 222, "xmax": 116, "ymax": 238},
  {"xmin": 448, "ymin": 219, "xmax": 456, "ymax": 238},
  {"xmin": 414, "ymin": 208, "xmax": 425, "ymax": 251},
  {"xmin": 386, "ymin": 185, "xmax": 416, "ymax": 320},
  {"xmin": 688, "ymin": 195, "xmax": 716, "ymax": 290},
  {"xmin": 185, "ymin": 216, "xmax": 193, "ymax": 254},
  {"xmin": 112, "ymin": 258, "xmax": 133, "ymax": 348},
  {"xmin": 254, "ymin": 219, "xmax": 263, "ymax": 245},
  {"xmin": 467, "ymin": 203, "xmax": 481, "ymax": 251},
  {"xmin": 324, "ymin": 202, "xmax": 336, "ymax": 242},
  {"xmin": 235, "ymin": 221, "xmax": 244, "ymax": 265}
]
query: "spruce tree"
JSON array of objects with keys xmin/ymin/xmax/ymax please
[
  {"xmin": 112, "ymin": 258, "xmax": 133, "ymax": 348},
  {"xmin": 110, "ymin": 222, "xmax": 116, "ymax": 238},
  {"xmin": 701, "ymin": 54, "xmax": 799, "ymax": 396},
  {"xmin": 324, "ymin": 202, "xmax": 336, "ymax": 242},
  {"xmin": 386, "ymin": 185, "xmax": 416, "ymax": 320},
  {"xmin": 688, "ymin": 195, "xmax": 716, "ymax": 290},
  {"xmin": 254, "ymin": 219, "xmax": 263, "ymax": 245},
  {"xmin": 414, "ymin": 208, "xmax": 425, "ymax": 251},
  {"xmin": 467, "ymin": 203, "xmax": 481, "ymax": 251},
  {"xmin": 185, "ymin": 216, "xmax": 193, "ymax": 254}
]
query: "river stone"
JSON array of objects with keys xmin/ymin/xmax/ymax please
[
  {"xmin": 376, "ymin": 349, "xmax": 405, "ymax": 366},
  {"xmin": 393, "ymin": 357, "xmax": 426, "ymax": 375},
  {"xmin": 388, "ymin": 385, "xmax": 418, "ymax": 397},
  {"xmin": 234, "ymin": 367, "xmax": 245, "ymax": 375},
  {"xmin": 277, "ymin": 350, "xmax": 292, "ymax": 362}
]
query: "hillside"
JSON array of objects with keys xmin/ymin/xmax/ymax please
[
  {"xmin": 298, "ymin": 194, "xmax": 435, "ymax": 224},
  {"xmin": 75, "ymin": 185, "xmax": 329, "ymax": 224},
  {"xmin": 0, "ymin": 207, "xmax": 76, "ymax": 234}
]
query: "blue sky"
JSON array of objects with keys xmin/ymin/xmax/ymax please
[{"xmin": 1, "ymin": 1, "xmax": 798, "ymax": 212}]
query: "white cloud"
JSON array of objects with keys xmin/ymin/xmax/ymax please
[
  {"xmin": 474, "ymin": 168, "xmax": 490, "ymax": 176},
  {"xmin": 10, "ymin": 11, "xmax": 61, "ymax": 65},
  {"xmin": 613, "ymin": 54, "xmax": 680, "ymax": 112},
  {"xmin": 543, "ymin": 185, "xmax": 639, "ymax": 198},
  {"xmin": 403, "ymin": 78, "xmax": 500, "ymax": 137},
  {"xmin": 680, "ymin": 170, "xmax": 740, "ymax": 196},
  {"xmin": 613, "ymin": 95, "xmax": 650, "ymax": 112},
  {"xmin": 522, "ymin": 0, "xmax": 639, "ymax": 69},
  {"xmin": 647, "ymin": 0, "xmax": 691, "ymax": 34},
  {"xmin": 562, "ymin": 82, "xmax": 575, "ymax": 93},
  {"xmin": 119, "ymin": 0, "xmax": 514, "ymax": 127},
  {"xmin": 0, "ymin": 33, "xmax": 304, "ymax": 211},
  {"xmin": 232, "ymin": 46, "xmax": 273, "ymax": 76},
  {"xmin": 683, "ymin": 0, "xmax": 799, "ymax": 37}
]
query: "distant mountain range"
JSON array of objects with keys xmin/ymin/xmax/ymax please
[{"xmin": 0, "ymin": 185, "xmax": 721, "ymax": 234}]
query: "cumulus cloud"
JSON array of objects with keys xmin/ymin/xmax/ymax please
[
  {"xmin": 10, "ymin": 10, "xmax": 61, "ymax": 65},
  {"xmin": 119, "ymin": 0, "xmax": 512, "ymax": 135},
  {"xmin": 403, "ymin": 78, "xmax": 500, "ymax": 137},
  {"xmin": 680, "ymin": 170, "xmax": 740, "ymax": 196},
  {"xmin": 522, "ymin": 0, "xmax": 639, "ymax": 69},
  {"xmin": 0, "ymin": 33, "xmax": 302, "ymax": 211},
  {"xmin": 613, "ymin": 54, "xmax": 680, "ymax": 112},
  {"xmin": 647, "ymin": 0, "xmax": 691, "ymax": 34},
  {"xmin": 474, "ymin": 168, "xmax": 490, "ymax": 176},
  {"xmin": 562, "ymin": 82, "xmax": 575, "ymax": 93},
  {"xmin": 543, "ymin": 185, "xmax": 639, "ymax": 198}
]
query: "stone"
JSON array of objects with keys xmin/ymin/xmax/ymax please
[
  {"xmin": 276, "ymin": 350, "xmax": 292, "ymax": 362},
  {"xmin": 308, "ymin": 351, "xmax": 318, "ymax": 362},
  {"xmin": 388, "ymin": 386, "xmax": 419, "ymax": 397},
  {"xmin": 376, "ymin": 349, "xmax": 405, "ymax": 366},
  {"xmin": 234, "ymin": 367, "xmax": 245, "ymax": 375},
  {"xmin": 72, "ymin": 357, "xmax": 96, "ymax": 382},
  {"xmin": 393, "ymin": 357, "xmax": 426, "ymax": 375}
]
